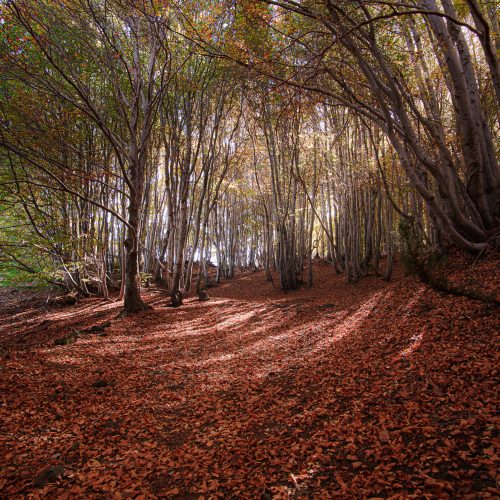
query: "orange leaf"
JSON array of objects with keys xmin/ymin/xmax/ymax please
[{"xmin": 379, "ymin": 428, "xmax": 390, "ymax": 443}]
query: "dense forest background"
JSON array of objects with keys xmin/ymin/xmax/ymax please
[{"xmin": 0, "ymin": 0, "xmax": 498, "ymax": 312}]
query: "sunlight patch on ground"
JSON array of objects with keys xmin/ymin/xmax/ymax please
[
  {"xmin": 213, "ymin": 310, "xmax": 259, "ymax": 329},
  {"xmin": 398, "ymin": 330, "xmax": 425, "ymax": 359},
  {"xmin": 307, "ymin": 290, "xmax": 385, "ymax": 357}
]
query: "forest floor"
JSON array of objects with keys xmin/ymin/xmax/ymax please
[{"xmin": 0, "ymin": 254, "xmax": 498, "ymax": 498}]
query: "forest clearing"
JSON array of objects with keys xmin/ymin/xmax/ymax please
[
  {"xmin": 0, "ymin": 0, "xmax": 499, "ymax": 497},
  {"xmin": 0, "ymin": 256, "xmax": 498, "ymax": 497}
]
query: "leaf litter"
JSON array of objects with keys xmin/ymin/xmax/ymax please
[{"xmin": 0, "ymin": 255, "xmax": 498, "ymax": 498}]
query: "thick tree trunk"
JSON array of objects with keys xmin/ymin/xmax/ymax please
[{"xmin": 121, "ymin": 193, "xmax": 148, "ymax": 316}]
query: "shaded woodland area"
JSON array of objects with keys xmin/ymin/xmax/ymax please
[{"xmin": 0, "ymin": 0, "xmax": 498, "ymax": 497}]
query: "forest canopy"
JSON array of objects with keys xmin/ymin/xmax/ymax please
[{"xmin": 0, "ymin": 0, "xmax": 498, "ymax": 314}]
